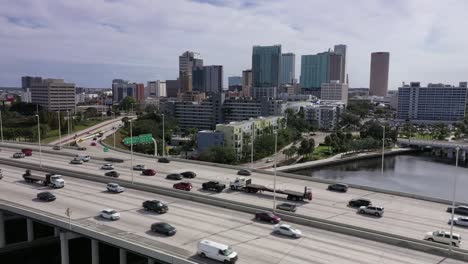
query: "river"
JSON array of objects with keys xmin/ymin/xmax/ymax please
[{"xmin": 294, "ymin": 153, "xmax": 468, "ymax": 203}]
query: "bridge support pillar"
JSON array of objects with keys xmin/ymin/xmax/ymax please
[
  {"xmin": 461, "ymin": 150, "xmax": 466, "ymax": 162},
  {"xmin": 60, "ymin": 232, "xmax": 69, "ymax": 264},
  {"xmin": 119, "ymin": 248, "xmax": 127, "ymax": 264},
  {"xmin": 0, "ymin": 211, "xmax": 5, "ymax": 248},
  {"xmin": 148, "ymin": 258, "xmax": 155, "ymax": 264},
  {"xmin": 54, "ymin": 227, "xmax": 60, "ymax": 237},
  {"xmin": 91, "ymin": 239, "xmax": 99, "ymax": 264},
  {"xmin": 26, "ymin": 218, "xmax": 34, "ymax": 242}
]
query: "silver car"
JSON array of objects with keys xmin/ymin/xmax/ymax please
[
  {"xmin": 358, "ymin": 205, "xmax": 384, "ymax": 217},
  {"xmin": 450, "ymin": 216, "xmax": 468, "ymax": 227}
]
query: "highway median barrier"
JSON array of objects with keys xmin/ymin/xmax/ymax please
[{"xmin": 1, "ymin": 157, "xmax": 468, "ymax": 262}]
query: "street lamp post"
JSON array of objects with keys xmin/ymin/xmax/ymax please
[
  {"xmin": 161, "ymin": 114, "xmax": 165, "ymax": 157},
  {"xmin": 273, "ymin": 130, "xmax": 278, "ymax": 212},
  {"xmin": 67, "ymin": 111, "xmax": 71, "ymax": 146},
  {"xmin": 57, "ymin": 111, "xmax": 61, "ymax": 145},
  {"xmin": 35, "ymin": 115, "xmax": 43, "ymax": 168},
  {"xmin": 130, "ymin": 119, "xmax": 134, "ymax": 184},
  {"xmin": 251, "ymin": 124, "xmax": 255, "ymax": 168},
  {"xmin": 449, "ymin": 147, "xmax": 460, "ymax": 252},
  {"xmin": 111, "ymin": 112, "xmax": 116, "ymax": 148},
  {"xmin": 0, "ymin": 110, "xmax": 3, "ymax": 142},
  {"xmin": 381, "ymin": 125, "xmax": 385, "ymax": 175}
]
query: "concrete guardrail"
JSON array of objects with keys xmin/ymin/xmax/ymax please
[{"xmin": 1, "ymin": 157, "xmax": 467, "ymax": 262}]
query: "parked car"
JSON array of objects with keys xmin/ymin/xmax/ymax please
[
  {"xmin": 53, "ymin": 146, "xmax": 62, "ymax": 150},
  {"xmin": 151, "ymin": 222, "xmax": 177, "ymax": 236},
  {"xmin": 255, "ymin": 212, "xmax": 280, "ymax": 224},
  {"xmin": 447, "ymin": 206, "xmax": 468, "ymax": 216},
  {"xmin": 158, "ymin": 158, "xmax": 170, "ymax": 163},
  {"xmin": 133, "ymin": 164, "xmax": 146, "ymax": 171},
  {"xmin": 37, "ymin": 192, "xmax": 56, "ymax": 202},
  {"xmin": 348, "ymin": 198, "xmax": 372, "ymax": 207},
  {"xmin": 327, "ymin": 183, "xmax": 349, "ymax": 192},
  {"xmin": 449, "ymin": 216, "xmax": 468, "ymax": 227},
  {"xmin": 273, "ymin": 224, "xmax": 302, "ymax": 238},
  {"xmin": 13, "ymin": 152, "xmax": 26, "ymax": 158},
  {"xmin": 91, "ymin": 142, "xmax": 97, "ymax": 146},
  {"xmin": 166, "ymin": 173, "xmax": 183, "ymax": 180},
  {"xmin": 424, "ymin": 230, "xmax": 461, "ymax": 247},
  {"xmin": 142, "ymin": 200, "xmax": 168, "ymax": 213},
  {"xmin": 70, "ymin": 158, "xmax": 83, "ymax": 164},
  {"xmin": 181, "ymin": 171, "xmax": 196, "ymax": 178},
  {"xmin": 173, "ymin": 181, "xmax": 192, "ymax": 191},
  {"xmin": 276, "ymin": 203, "xmax": 297, "ymax": 212},
  {"xmin": 107, "ymin": 183, "xmax": 124, "ymax": 193},
  {"xmin": 358, "ymin": 205, "xmax": 384, "ymax": 217},
  {"xmin": 202, "ymin": 181, "xmax": 226, "ymax": 192},
  {"xmin": 197, "ymin": 240, "xmax": 238, "ymax": 264},
  {"xmin": 100, "ymin": 209, "xmax": 120, "ymax": 220},
  {"xmin": 105, "ymin": 171, "xmax": 120, "ymax": 178},
  {"xmin": 101, "ymin": 164, "xmax": 114, "ymax": 170},
  {"xmin": 142, "ymin": 169, "xmax": 156, "ymax": 176},
  {"xmin": 237, "ymin": 169, "xmax": 251, "ymax": 176}
]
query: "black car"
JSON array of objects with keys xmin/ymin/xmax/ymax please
[
  {"xmin": 37, "ymin": 192, "xmax": 56, "ymax": 202},
  {"xmin": 166, "ymin": 173, "xmax": 183, "ymax": 180},
  {"xmin": 447, "ymin": 206, "xmax": 468, "ymax": 216},
  {"xmin": 77, "ymin": 146, "xmax": 87, "ymax": 151},
  {"xmin": 142, "ymin": 200, "xmax": 168, "ymax": 213},
  {"xmin": 181, "ymin": 171, "xmax": 196, "ymax": 178},
  {"xmin": 151, "ymin": 222, "xmax": 176, "ymax": 236},
  {"xmin": 348, "ymin": 198, "xmax": 371, "ymax": 207},
  {"xmin": 104, "ymin": 157, "xmax": 124, "ymax": 163},
  {"xmin": 328, "ymin": 183, "xmax": 349, "ymax": 192},
  {"xmin": 276, "ymin": 203, "xmax": 297, "ymax": 212},
  {"xmin": 158, "ymin": 158, "xmax": 170, "ymax": 163},
  {"xmin": 202, "ymin": 181, "xmax": 226, "ymax": 192},
  {"xmin": 237, "ymin": 169, "xmax": 251, "ymax": 176},
  {"xmin": 105, "ymin": 171, "xmax": 120, "ymax": 178}
]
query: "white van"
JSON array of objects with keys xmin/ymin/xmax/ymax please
[
  {"xmin": 197, "ymin": 240, "xmax": 238, "ymax": 263},
  {"xmin": 75, "ymin": 154, "xmax": 91, "ymax": 162}
]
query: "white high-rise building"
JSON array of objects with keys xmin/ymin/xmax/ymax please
[
  {"xmin": 147, "ymin": 81, "xmax": 167, "ymax": 97},
  {"xmin": 321, "ymin": 81, "xmax": 348, "ymax": 103}
]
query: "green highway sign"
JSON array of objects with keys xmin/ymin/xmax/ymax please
[
  {"xmin": 123, "ymin": 134, "xmax": 153, "ymax": 145},
  {"xmin": 103, "ymin": 147, "xmax": 109, "ymax": 152}
]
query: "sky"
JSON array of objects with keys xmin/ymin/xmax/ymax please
[{"xmin": 0, "ymin": 0, "xmax": 467, "ymax": 89}]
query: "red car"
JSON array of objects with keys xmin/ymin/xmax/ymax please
[
  {"xmin": 90, "ymin": 142, "xmax": 97, "ymax": 146},
  {"xmin": 21, "ymin": 148, "xmax": 33, "ymax": 156},
  {"xmin": 173, "ymin": 181, "xmax": 192, "ymax": 191},
  {"xmin": 255, "ymin": 212, "xmax": 281, "ymax": 224},
  {"xmin": 142, "ymin": 169, "xmax": 156, "ymax": 176}
]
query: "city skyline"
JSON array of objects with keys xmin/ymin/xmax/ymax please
[{"xmin": 0, "ymin": 0, "xmax": 467, "ymax": 89}]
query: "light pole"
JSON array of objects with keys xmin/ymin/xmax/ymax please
[
  {"xmin": 35, "ymin": 115, "xmax": 43, "ymax": 168},
  {"xmin": 161, "ymin": 114, "xmax": 165, "ymax": 157},
  {"xmin": 449, "ymin": 147, "xmax": 460, "ymax": 252},
  {"xmin": 67, "ymin": 110, "xmax": 71, "ymax": 146},
  {"xmin": 111, "ymin": 112, "xmax": 116, "ymax": 148},
  {"xmin": 251, "ymin": 123, "xmax": 255, "ymax": 168},
  {"xmin": 130, "ymin": 119, "xmax": 134, "ymax": 184},
  {"xmin": 57, "ymin": 111, "xmax": 61, "ymax": 145},
  {"xmin": 273, "ymin": 130, "xmax": 278, "ymax": 212},
  {"xmin": 0, "ymin": 110, "xmax": 3, "ymax": 142},
  {"xmin": 381, "ymin": 125, "xmax": 385, "ymax": 175}
]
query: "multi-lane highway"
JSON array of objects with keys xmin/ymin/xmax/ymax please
[
  {"xmin": 1, "ymin": 142, "xmax": 468, "ymax": 253},
  {"xmin": 0, "ymin": 164, "xmax": 463, "ymax": 264}
]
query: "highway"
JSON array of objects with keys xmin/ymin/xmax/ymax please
[
  {"xmin": 1, "ymin": 143, "xmax": 468, "ymax": 253},
  {"xmin": 0, "ymin": 164, "xmax": 463, "ymax": 264}
]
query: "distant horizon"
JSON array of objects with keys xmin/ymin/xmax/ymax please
[{"xmin": 1, "ymin": 1, "xmax": 467, "ymax": 89}]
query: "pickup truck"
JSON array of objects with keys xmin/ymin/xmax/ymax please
[{"xmin": 202, "ymin": 181, "xmax": 226, "ymax": 192}]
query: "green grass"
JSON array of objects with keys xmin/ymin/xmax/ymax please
[
  {"xmin": 103, "ymin": 129, "xmax": 128, "ymax": 150},
  {"xmin": 312, "ymin": 145, "xmax": 334, "ymax": 160}
]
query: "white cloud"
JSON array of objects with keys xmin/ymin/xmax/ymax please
[{"xmin": 0, "ymin": 0, "xmax": 467, "ymax": 88}]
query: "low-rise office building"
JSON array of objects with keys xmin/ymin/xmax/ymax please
[{"xmin": 30, "ymin": 78, "xmax": 76, "ymax": 112}]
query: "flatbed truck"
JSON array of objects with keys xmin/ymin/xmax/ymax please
[
  {"xmin": 230, "ymin": 177, "xmax": 312, "ymax": 201},
  {"xmin": 23, "ymin": 170, "xmax": 65, "ymax": 188}
]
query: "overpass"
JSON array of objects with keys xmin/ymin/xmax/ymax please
[
  {"xmin": 1, "ymin": 141, "xmax": 468, "ymax": 262},
  {"xmin": 397, "ymin": 138, "xmax": 468, "ymax": 160}
]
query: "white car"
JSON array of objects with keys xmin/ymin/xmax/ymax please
[
  {"xmin": 100, "ymin": 209, "xmax": 120, "ymax": 220},
  {"xmin": 450, "ymin": 216, "xmax": 468, "ymax": 227},
  {"xmin": 133, "ymin": 164, "xmax": 146, "ymax": 171},
  {"xmin": 273, "ymin": 224, "xmax": 302, "ymax": 238},
  {"xmin": 358, "ymin": 205, "xmax": 384, "ymax": 217},
  {"xmin": 266, "ymin": 158, "xmax": 273, "ymax": 163},
  {"xmin": 75, "ymin": 155, "xmax": 91, "ymax": 162},
  {"xmin": 424, "ymin": 230, "xmax": 461, "ymax": 247},
  {"xmin": 101, "ymin": 164, "xmax": 114, "ymax": 170},
  {"xmin": 107, "ymin": 183, "xmax": 124, "ymax": 193}
]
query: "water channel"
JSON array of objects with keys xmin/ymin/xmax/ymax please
[{"xmin": 294, "ymin": 153, "xmax": 468, "ymax": 203}]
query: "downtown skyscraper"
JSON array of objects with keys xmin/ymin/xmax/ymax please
[{"xmin": 251, "ymin": 45, "xmax": 281, "ymax": 99}]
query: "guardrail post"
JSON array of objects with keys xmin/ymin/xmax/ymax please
[
  {"xmin": 26, "ymin": 218, "xmax": 34, "ymax": 242},
  {"xmin": 60, "ymin": 232, "xmax": 69, "ymax": 264},
  {"xmin": 91, "ymin": 239, "xmax": 99, "ymax": 264},
  {"xmin": 119, "ymin": 248, "xmax": 127, "ymax": 264},
  {"xmin": 0, "ymin": 211, "xmax": 5, "ymax": 248}
]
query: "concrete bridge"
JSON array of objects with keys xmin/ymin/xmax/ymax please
[{"xmin": 397, "ymin": 138, "xmax": 468, "ymax": 161}]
